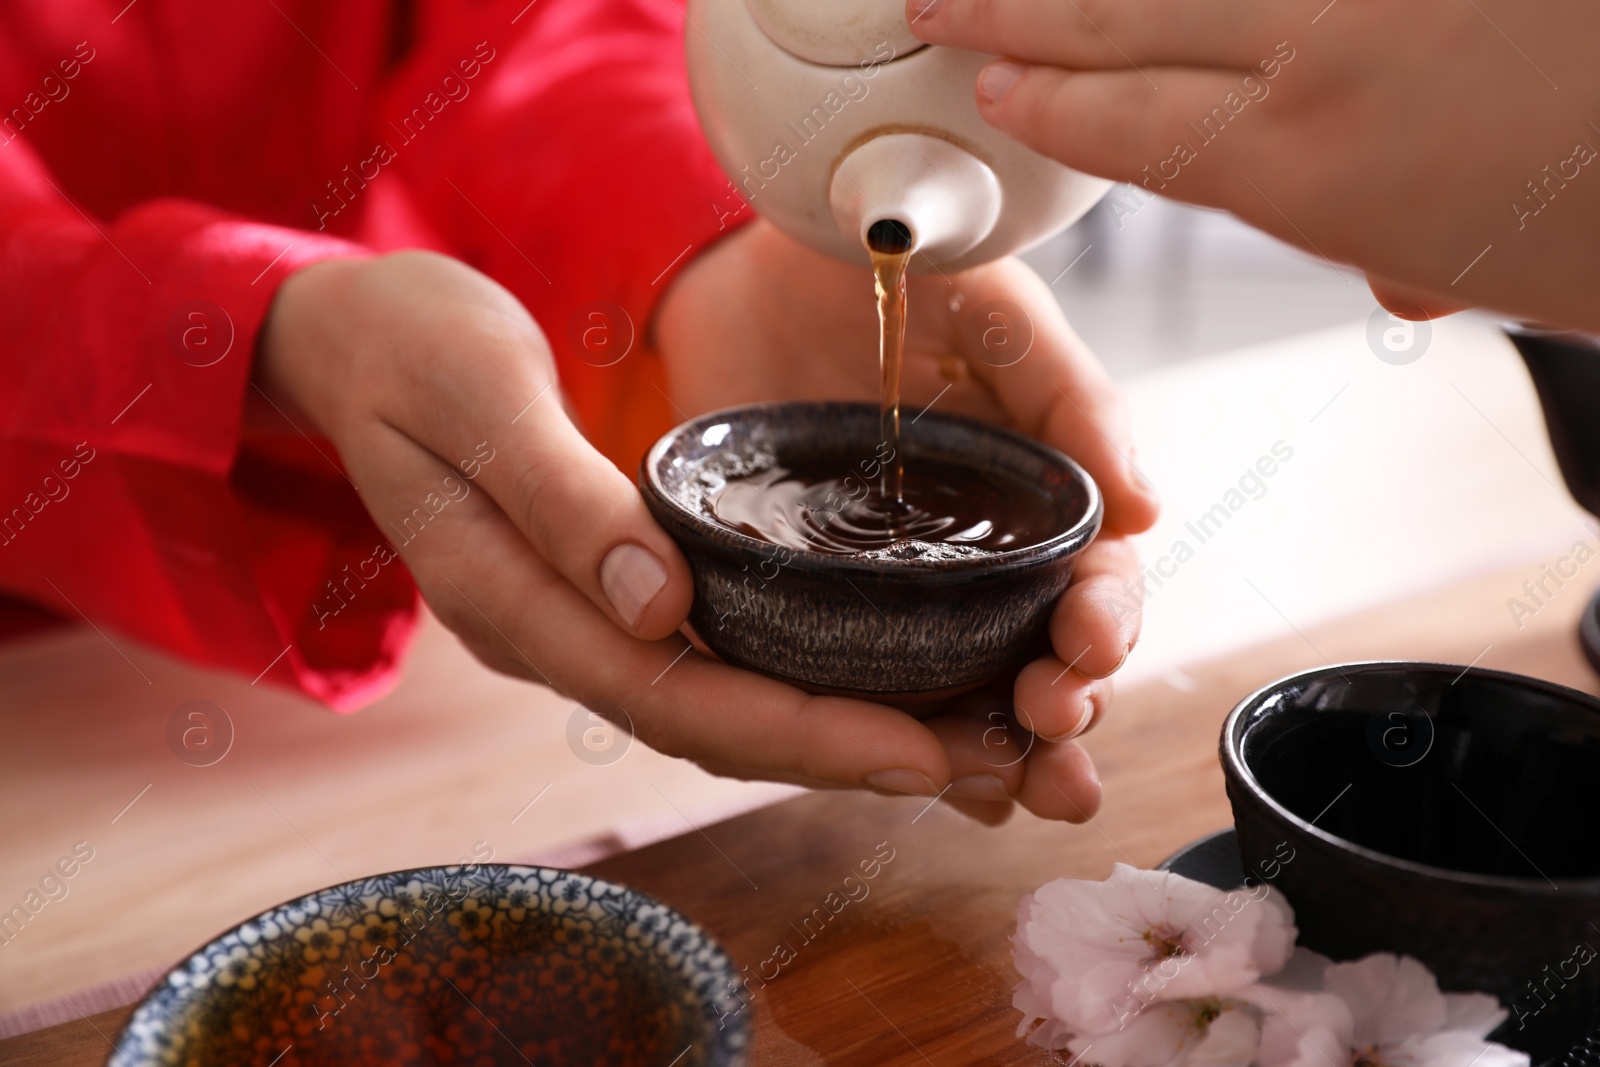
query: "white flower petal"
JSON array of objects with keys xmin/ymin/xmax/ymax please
[
  {"xmin": 1056, "ymin": 1008, "xmax": 1186, "ymax": 1067},
  {"xmin": 1073, "ymin": 1001, "xmax": 1260, "ymax": 1067},
  {"xmin": 1324, "ymin": 954, "xmax": 1448, "ymax": 1047},
  {"xmin": 1265, "ymin": 948, "xmax": 1336, "ymax": 993},
  {"xmin": 1402, "ymin": 1028, "xmax": 1529, "ymax": 1067},
  {"xmin": 1156, "ymin": 881, "xmax": 1290, "ymax": 1001},
  {"xmin": 1190, "ymin": 1003, "xmax": 1266, "ymax": 1067},
  {"xmin": 1440, "ymin": 992, "xmax": 1509, "ymax": 1040},
  {"xmin": 1015, "ymin": 866, "xmax": 1299, "ymax": 1037},
  {"xmin": 1020, "ymin": 1015, "xmax": 1080, "ymax": 1052},
  {"xmin": 1247, "ymin": 986, "xmax": 1355, "ymax": 1067},
  {"xmin": 1248, "ymin": 889, "xmax": 1299, "ymax": 977},
  {"xmin": 1014, "ymin": 936, "xmax": 1071, "ymax": 1049}
]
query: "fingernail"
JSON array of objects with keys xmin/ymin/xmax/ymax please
[
  {"xmin": 1082, "ymin": 645, "xmax": 1130, "ymax": 680},
  {"xmin": 865, "ymin": 769, "xmax": 939, "ymax": 796},
  {"xmin": 949, "ymin": 774, "xmax": 1011, "ymax": 801},
  {"xmin": 1040, "ymin": 695, "xmax": 1096, "ymax": 742},
  {"xmin": 600, "ymin": 544, "xmax": 668, "ymax": 629},
  {"xmin": 1128, "ymin": 457, "xmax": 1154, "ymax": 495},
  {"xmin": 907, "ymin": 0, "xmax": 943, "ymax": 24},
  {"xmin": 977, "ymin": 60, "xmax": 1025, "ymax": 105}
]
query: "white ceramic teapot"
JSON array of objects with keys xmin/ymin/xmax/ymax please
[{"xmin": 685, "ymin": 0, "xmax": 1112, "ymax": 270}]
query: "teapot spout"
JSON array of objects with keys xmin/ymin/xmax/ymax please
[{"xmin": 828, "ymin": 133, "xmax": 1002, "ymax": 262}]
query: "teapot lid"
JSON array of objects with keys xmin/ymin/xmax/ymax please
[{"xmin": 744, "ymin": 0, "xmax": 925, "ymax": 66}]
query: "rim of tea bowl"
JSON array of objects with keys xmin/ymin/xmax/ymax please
[
  {"xmin": 1222, "ymin": 660, "xmax": 1600, "ymax": 895},
  {"xmin": 639, "ymin": 400, "xmax": 1103, "ymax": 580}
]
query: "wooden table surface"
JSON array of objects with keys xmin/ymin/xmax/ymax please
[{"xmin": 6, "ymin": 547, "xmax": 1593, "ymax": 1067}]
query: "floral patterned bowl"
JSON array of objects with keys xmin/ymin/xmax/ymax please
[{"xmin": 108, "ymin": 864, "xmax": 750, "ymax": 1067}]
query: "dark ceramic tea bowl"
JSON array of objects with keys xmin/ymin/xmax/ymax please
[
  {"xmin": 109, "ymin": 864, "xmax": 748, "ymax": 1067},
  {"xmin": 1222, "ymin": 662, "xmax": 1600, "ymax": 1061},
  {"xmin": 639, "ymin": 401, "xmax": 1102, "ymax": 712}
]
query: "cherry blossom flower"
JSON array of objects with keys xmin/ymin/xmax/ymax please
[
  {"xmin": 1014, "ymin": 864, "xmax": 1298, "ymax": 1042},
  {"xmin": 1036, "ymin": 997, "xmax": 1266, "ymax": 1067},
  {"xmin": 1013, "ymin": 865, "xmax": 1526, "ymax": 1067},
  {"xmin": 1251, "ymin": 951, "xmax": 1529, "ymax": 1067}
]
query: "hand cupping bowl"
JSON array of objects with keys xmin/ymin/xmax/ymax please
[
  {"xmin": 639, "ymin": 401, "xmax": 1102, "ymax": 711},
  {"xmin": 109, "ymin": 864, "xmax": 749, "ymax": 1067},
  {"xmin": 1222, "ymin": 662, "xmax": 1600, "ymax": 1061}
]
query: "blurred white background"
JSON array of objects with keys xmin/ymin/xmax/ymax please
[
  {"xmin": 1022, "ymin": 190, "xmax": 1378, "ymax": 376},
  {"xmin": 1012, "ymin": 196, "xmax": 1593, "ymax": 683}
]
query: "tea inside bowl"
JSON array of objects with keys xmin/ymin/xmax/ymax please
[
  {"xmin": 1242, "ymin": 673, "xmax": 1600, "ymax": 881},
  {"xmin": 702, "ymin": 454, "xmax": 1066, "ymax": 558},
  {"xmin": 111, "ymin": 866, "xmax": 746, "ymax": 1067},
  {"xmin": 659, "ymin": 404, "xmax": 1091, "ymax": 565}
]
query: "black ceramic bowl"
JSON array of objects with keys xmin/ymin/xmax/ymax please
[
  {"xmin": 639, "ymin": 401, "xmax": 1102, "ymax": 711},
  {"xmin": 1222, "ymin": 662, "xmax": 1600, "ymax": 1061}
]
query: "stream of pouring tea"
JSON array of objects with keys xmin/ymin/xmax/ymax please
[
  {"xmin": 705, "ymin": 220, "xmax": 1059, "ymax": 557},
  {"xmin": 703, "ymin": 220, "xmax": 1065, "ymax": 557},
  {"xmin": 867, "ymin": 219, "xmax": 913, "ymax": 527}
]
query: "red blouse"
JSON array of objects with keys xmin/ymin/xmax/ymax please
[{"xmin": 0, "ymin": 0, "xmax": 745, "ymax": 707}]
